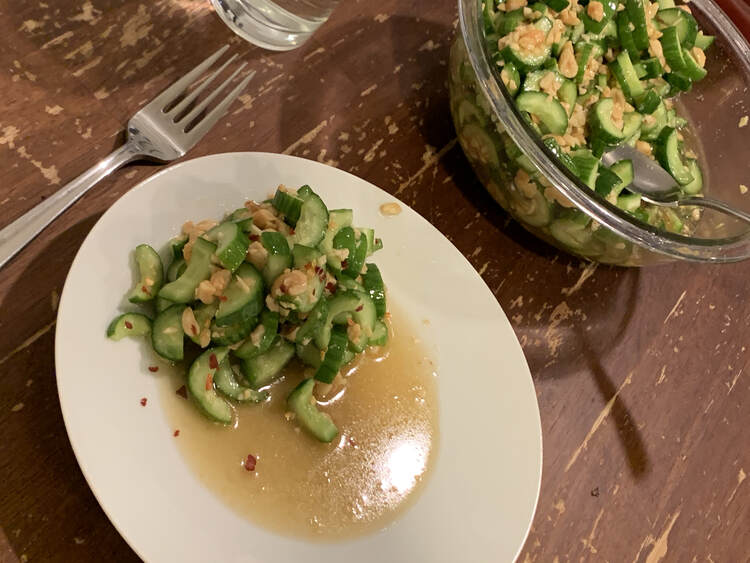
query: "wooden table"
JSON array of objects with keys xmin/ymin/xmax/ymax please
[{"xmin": 1, "ymin": 1, "xmax": 748, "ymax": 561}]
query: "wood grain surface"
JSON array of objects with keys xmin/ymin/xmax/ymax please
[{"xmin": 1, "ymin": 0, "xmax": 748, "ymax": 561}]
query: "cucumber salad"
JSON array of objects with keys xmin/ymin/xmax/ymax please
[
  {"xmin": 107, "ymin": 185, "xmax": 388, "ymax": 443},
  {"xmin": 451, "ymin": 0, "xmax": 713, "ymax": 263}
]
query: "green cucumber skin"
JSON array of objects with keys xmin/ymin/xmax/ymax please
[
  {"xmin": 241, "ymin": 337, "xmax": 295, "ymax": 389},
  {"xmin": 151, "ymin": 304, "xmax": 186, "ymax": 362},
  {"xmin": 187, "ymin": 348, "xmax": 233, "ymax": 424},
  {"xmin": 233, "ymin": 310, "xmax": 280, "ymax": 359},
  {"xmin": 159, "ymin": 237, "xmax": 216, "ymax": 303},
  {"xmin": 128, "ymin": 244, "xmax": 164, "ymax": 303},
  {"xmin": 286, "ymin": 378, "xmax": 339, "ymax": 443},
  {"xmin": 107, "ymin": 313, "xmax": 152, "ymax": 340},
  {"xmin": 314, "ymin": 326, "xmax": 349, "ymax": 383},
  {"xmin": 215, "ymin": 263, "xmax": 264, "ymax": 327},
  {"xmin": 213, "ymin": 361, "xmax": 268, "ymax": 403}
]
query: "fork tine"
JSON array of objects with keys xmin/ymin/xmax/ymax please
[
  {"xmin": 149, "ymin": 45, "xmax": 230, "ymax": 111},
  {"xmin": 178, "ymin": 63, "xmax": 248, "ymax": 127},
  {"xmin": 185, "ymin": 71, "xmax": 255, "ymax": 144},
  {"xmin": 169, "ymin": 54, "xmax": 238, "ymax": 118}
]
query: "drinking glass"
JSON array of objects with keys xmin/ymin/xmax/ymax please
[{"xmin": 210, "ymin": 0, "xmax": 339, "ymax": 51}]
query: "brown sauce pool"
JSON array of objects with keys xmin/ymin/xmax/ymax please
[{"xmin": 158, "ymin": 307, "xmax": 439, "ymax": 540}]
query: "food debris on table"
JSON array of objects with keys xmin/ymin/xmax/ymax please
[{"xmin": 140, "ymin": 397, "xmax": 147, "ymax": 407}]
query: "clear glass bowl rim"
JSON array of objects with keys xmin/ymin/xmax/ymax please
[{"xmin": 457, "ymin": 0, "xmax": 750, "ymax": 262}]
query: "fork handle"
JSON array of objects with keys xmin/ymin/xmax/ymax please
[
  {"xmin": 0, "ymin": 143, "xmax": 142, "ymax": 270},
  {"xmin": 678, "ymin": 196, "xmax": 750, "ymax": 226}
]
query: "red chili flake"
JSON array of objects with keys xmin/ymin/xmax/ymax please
[
  {"xmin": 175, "ymin": 385, "xmax": 188, "ymax": 399},
  {"xmin": 312, "ymin": 288, "xmax": 316, "ymax": 296},
  {"xmin": 325, "ymin": 282, "xmax": 337, "ymax": 292},
  {"xmin": 173, "ymin": 430, "xmax": 180, "ymax": 437},
  {"xmin": 124, "ymin": 321, "xmax": 133, "ymax": 330},
  {"xmin": 375, "ymin": 238, "xmax": 381, "ymax": 245},
  {"xmin": 141, "ymin": 285, "xmax": 150, "ymax": 295},
  {"xmin": 249, "ymin": 234, "xmax": 260, "ymax": 242},
  {"xmin": 355, "ymin": 305, "xmax": 363, "ymax": 312},
  {"xmin": 245, "ymin": 454, "xmax": 257, "ymax": 472},
  {"xmin": 205, "ymin": 373, "xmax": 213, "ymax": 391},
  {"xmin": 219, "ymin": 295, "xmax": 227, "ymax": 302},
  {"xmin": 148, "ymin": 366, "xmax": 159, "ymax": 373},
  {"xmin": 341, "ymin": 259, "xmax": 349, "ymax": 270},
  {"xmin": 140, "ymin": 398, "xmax": 147, "ymax": 407},
  {"xmin": 289, "ymin": 228, "xmax": 295, "ymax": 235},
  {"xmin": 209, "ymin": 354, "xmax": 219, "ymax": 369},
  {"xmin": 190, "ymin": 324, "xmax": 198, "ymax": 336}
]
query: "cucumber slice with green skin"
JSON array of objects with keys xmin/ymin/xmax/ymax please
[
  {"xmin": 543, "ymin": 137, "xmax": 579, "ymax": 175},
  {"xmin": 641, "ymin": 101, "xmax": 668, "ymax": 140},
  {"xmin": 610, "ymin": 160, "xmax": 635, "ymax": 187},
  {"xmin": 501, "ymin": 8, "xmax": 524, "ymax": 35},
  {"xmin": 558, "ymin": 79, "xmax": 577, "ymax": 114},
  {"xmin": 159, "ymin": 237, "xmax": 216, "ymax": 303},
  {"xmin": 657, "ymin": 8, "xmax": 698, "ymax": 49},
  {"xmin": 361, "ymin": 263, "xmax": 386, "ymax": 319},
  {"xmin": 590, "ymin": 98, "xmax": 627, "ymax": 145},
  {"xmin": 581, "ymin": 0, "xmax": 617, "ymax": 34},
  {"xmin": 515, "ymin": 92, "xmax": 568, "ymax": 135},
  {"xmin": 127, "ymin": 244, "xmax": 164, "ymax": 303},
  {"xmin": 625, "ymin": 0, "xmax": 649, "ymax": 51},
  {"xmin": 292, "ymin": 244, "xmax": 324, "ymax": 269},
  {"xmin": 616, "ymin": 11, "xmax": 641, "ymax": 62},
  {"xmin": 107, "ymin": 313, "xmax": 152, "ymax": 340},
  {"xmin": 611, "ymin": 51, "xmax": 645, "ymax": 101},
  {"xmin": 318, "ymin": 209, "xmax": 354, "ymax": 270},
  {"xmin": 500, "ymin": 62, "xmax": 521, "ymax": 96},
  {"xmin": 694, "ymin": 32, "xmax": 714, "ymax": 50},
  {"xmin": 617, "ymin": 193, "xmax": 643, "ymax": 211},
  {"xmin": 358, "ymin": 228, "xmax": 380, "ymax": 257},
  {"xmin": 331, "ymin": 227, "xmax": 355, "ymax": 273},
  {"xmin": 213, "ymin": 360, "xmax": 268, "ymax": 403},
  {"xmin": 681, "ymin": 159, "xmax": 703, "ymax": 195},
  {"xmin": 296, "ymin": 341, "xmax": 323, "ymax": 367},
  {"xmin": 286, "ymin": 378, "xmax": 338, "ymax": 443},
  {"xmin": 292, "ymin": 188, "xmax": 329, "ymax": 247},
  {"xmin": 337, "ymin": 277, "xmax": 365, "ymax": 292},
  {"xmin": 272, "ymin": 188, "xmax": 303, "ymax": 226},
  {"xmin": 187, "ymin": 301, "xmax": 219, "ymax": 345},
  {"xmin": 215, "ymin": 263, "xmax": 264, "ymax": 327},
  {"xmin": 272, "ymin": 267, "xmax": 324, "ymax": 314},
  {"xmin": 635, "ymin": 90, "xmax": 662, "ymax": 114},
  {"xmin": 314, "ymin": 292, "xmax": 360, "ymax": 350},
  {"xmin": 459, "ymin": 123, "xmax": 501, "ymax": 168},
  {"xmin": 151, "ymin": 304, "xmax": 186, "ymax": 362},
  {"xmin": 331, "ymin": 292, "xmax": 377, "ymax": 353},
  {"xmin": 156, "ymin": 296, "xmax": 174, "ymax": 313},
  {"xmin": 657, "ymin": 0, "xmax": 675, "ymax": 8},
  {"xmin": 682, "ymin": 50, "xmax": 707, "ymax": 81},
  {"xmin": 210, "ymin": 315, "xmax": 258, "ymax": 346},
  {"xmin": 508, "ymin": 184, "xmax": 552, "ymax": 227},
  {"xmin": 169, "ymin": 235, "xmax": 188, "ymax": 259},
  {"xmin": 241, "ymin": 336, "xmax": 295, "ymax": 389},
  {"xmin": 549, "ymin": 218, "xmax": 600, "ymax": 252},
  {"xmin": 187, "ymin": 347, "xmax": 233, "ymax": 424},
  {"xmin": 570, "ymin": 149, "xmax": 600, "ymax": 189},
  {"xmin": 296, "ymin": 298, "xmax": 329, "ymax": 346},
  {"xmin": 369, "ymin": 320, "xmax": 388, "ymax": 347},
  {"xmin": 456, "ymin": 98, "xmax": 488, "ymax": 127},
  {"xmin": 166, "ymin": 258, "xmax": 186, "ymax": 283},
  {"xmin": 521, "ymin": 69, "xmax": 553, "ymax": 92},
  {"xmin": 542, "ymin": 0, "xmax": 569, "ymax": 11},
  {"xmin": 574, "ymin": 42, "xmax": 594, "ymax": 85},
  {"xmin": 655, "ymin": 126, "xmax": 694, "ymax": 185},
  {"xmin": 260, "ymin": 231, "xmax": 292, "ymax": 287},
  {"xmin": 203, "ymin": 222, "xmax": 249, "ymax": 272},
  {"xmin": 661, "ymin": 26, "xmax": 687, "ymax": 72},
  {"xmin": 314, "ymin": 326, "xmax": 349, "ymax": 383},
  {"xmin": 228, "ymin": 208, "xmax": 254, "ymax": 232},
  {"xmin": 234, "ymin": 310, "xmax": 280, "ymax": 359},
  {"xmin": 335, "ymin": 228, "xmax": 367, "ymax": 278},
  {"xmin": 638, "ymin": 58, "xmax": 665, "ymax": 79},
  {"xmin": 501, "ymin": 43, "xmax": 551, "ymax": 73},
  {"xmin": 595, "ymin": 166, "xmax": 625, "ymax": 197}
]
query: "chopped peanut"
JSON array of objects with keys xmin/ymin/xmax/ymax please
[
  {"xmin": 587, "ymin": 1, "xmax": 604, "ymax": 22},
  {"xmin": 558, "ymin": 41, "xmax": 578, "ymax": 79}
]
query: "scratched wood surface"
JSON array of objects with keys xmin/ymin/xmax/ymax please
[{"xmin": 0, "ymin": 0, "xmax": 748, "ymax": 562}]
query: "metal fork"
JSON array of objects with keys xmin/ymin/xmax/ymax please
[{"xmin": 0, "ymin": 45, "xmax": 254, "ymax": 270}]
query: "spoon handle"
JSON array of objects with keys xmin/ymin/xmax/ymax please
[{"xmin": 678, "ymin": 196, "xmax": 750, "ymax": 226}]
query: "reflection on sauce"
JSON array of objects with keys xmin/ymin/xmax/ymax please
[{"xmin": 159, "ymin": 307, "xmax": 439, "ymax": 540}]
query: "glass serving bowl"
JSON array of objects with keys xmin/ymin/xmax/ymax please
[{"xmin": 450, "ymin": 0, "xmax": 750, "ymax": 265}]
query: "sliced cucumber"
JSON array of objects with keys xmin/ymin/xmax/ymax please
[
  {"xmin": 361, "ymin": 263, "xmax": 386, "ymax": 319},
  {"xmin": 460, "ymin": 123, "xmax": 501, "ymax": 168},
  {"xmin": 314, "ymin": 326, "xmax": 349, "ymax": 383},
  {"xmin": 332, "ymin": 227, "xmax": 367, "ymax": 277},
  {"xmin": 661, "ymin": 26, "xmax": 687, "ymax": 72},
  {"xmin": 292, "ymin": 187, "xmax": 329, "ymax": 247},
  {"xmin": 314, "ymin": 291, "xmax": 361, "ymax": 350},
  {"xmin": 127, "ymin": 244, "xmax": 164, "ymax": 303},
  {"xmin": 203, "ymin": 222, "xmax": 249, "ymax": 272},
  {"xmin": 694, "ymin": 32, "xmax": 714, "ymax": 50},
  {"xmin": 241, "ymin": 336, "xmax": 295, "ymax": 389},
  {"xmin": 589, "ymin": 98, "xmax": 626, "ymax": 145},
  {"xmin": 682, "ymin": 49, "xmax": 707, "ymax": 81},
  {"xmin": 228, "ymin": 208, "xmax": 253, "ymax": 232},
  {"xmin": 210, "ymin": 315, "xmax": 257, "ymax": 346},
  {"xmin": 617, "ymin": 193, "xmax": 643, "ymax": 211},
  {"xmin": 159, "ymin": 237, "xmax": 216, "ymax": 303},
  {"xmin": 260, "ymin": 231, "xmax": 292, "ymax": 287},
  {"xmin": 616, "ymin": 11, "xmax": 640, "ymax": 61},
  {"xmin": 500, "ymin": 42, "xmax": 551, "ymax": 73},
  {"xmin": 272, "ymin": 188, "xmax": 303, "ymax": 226},
  {"xmin": 169, "ymin": 235, "xmax": 188, "ymax": 260},
  {"xmin": 292, "ymin": 244, "xmax": 323, "ymax": 269},
  {"xmin": 655, "ymin": 126, "xmax": 694, "ymax": 185},
  {"xmin": 570, "ymin": 149, "xmax": 600, "ymax": 189},
  {"xmin": 107, "ymin": 313, "xmax": 151, "ymax": 340},
  {"xmin": 233, "ymin": 309, "xmax": 280, "ymax": 359},
  {"xmin": 611, "ymin": 51, "xmax": 645, "ymax": 101},
  {"xmin": 215, "ymin": 263, "xmax": 264, "ymax": 326},
  {"xmin": 287, "ymin": 378, "xmax": 338, "ymax": 443},
  {"xmin": 151, "ymin": 304, "xmax": 186, "ymax": 362},
  {"xmin": 296, "ymin": 298, "xmax": 329, "ymax": 347},
  {"xmin": 369, "ymin": 320, "xmax": 388, "ymax": 347},
  {"xmin": 640, "ymin": 101, "xmax": 668, "ymax": 140},
  {"xmin": 166, "ymin": 258, "xmax": 186, "ymax": 283},
  {"xmin": 515, "ymin": 91, "xmax": 568, "ymax": 135},
  {"xmin": 625, "ymin": 0, "xmax": 649, "ymax": 51},
  {"xmin": 186, "ymin": 301, "xmax": 219, "ymax": 345},
  {"xmin": 214, "ymin": 360, "xmax": 268, "ymax": 403},
  {"xmin": 187, "ymin": 347, "xmax": 233, "ymax": 424},
  {"xmin": 332, "ymin": 292, "xmax": 377, "ymax": 353},
  {"xmin": 155, "ymin": 296, "xmax": 174, "ymax": 313},
  {"xmin": 681, "ymin": 159, "xmax": 703, "ymax": 195},
  {"xmin": 319, "ymin": 209, "xmax": 354, "ymax": 270}
]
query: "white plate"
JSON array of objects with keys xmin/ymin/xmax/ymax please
[{"xmin": 56, "ymin": 153, "xmax": 541, "ymax": 563}]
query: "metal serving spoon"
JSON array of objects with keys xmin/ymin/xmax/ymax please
[{"xmin": 602, "ymin": 144, "xmax": 750, "ymax": 226}]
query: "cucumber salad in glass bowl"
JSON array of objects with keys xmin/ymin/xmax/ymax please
[
  {"xmin": 107, "ymin": 184, "xmax": 387, "ymax": 443},
  {"xmin": 451, "ymin": 0, "xmax": 750, "ymax": 264}
]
